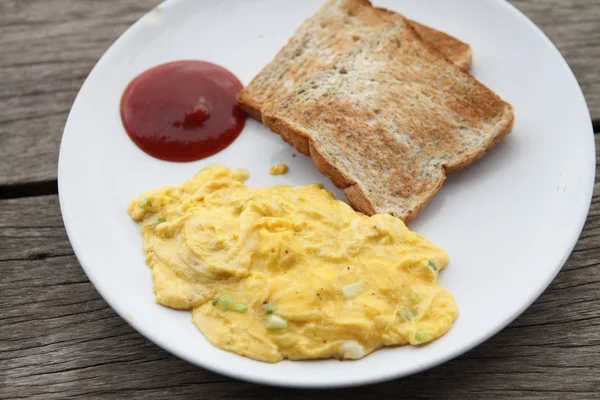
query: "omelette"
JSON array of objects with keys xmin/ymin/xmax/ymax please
[{"xmin": 128, "ymin": 165, "xmax": 458, "ymax": 362}]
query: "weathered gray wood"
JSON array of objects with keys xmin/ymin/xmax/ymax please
[
  {"xmin": 511, "ymin": 0, "xmax": 600, "ymax": 119},
  {"xmin": 0, "ymin": 0, "xmax": 599, "ymax": 188},
  {"xmin": 0, "ymin": 0, "xmax": 162, "ymax": 187},
  {"xmin": 2, "ymin": 138, "xmax": 600, "ymax": 398}
]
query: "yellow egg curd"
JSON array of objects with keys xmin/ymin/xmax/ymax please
[
  {"xmin": 128, "ymin": 165, "xmax": 457, "ymax": 362},
  {"xmin": 269, "ymin": 163, "xmax": 289, "ymax": 175}
]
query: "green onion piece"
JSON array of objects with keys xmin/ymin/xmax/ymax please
[
  {"xmin": 339, "ymin": 341, "xmax": 365, "ymax": 359},
  {"xmin": 138, "ymin": 197, "xmax": 149, "ymax": 208},
  {"xmin": 233, "ymin": 303, "xmax": 247, "ymax": 313},
  {"xmin": 414, "ymin": 330, "xmax": 433, "ymax": 344},
  {"xmin": 397, "ymin": 307, "xmax": 415, "ymax": 321},
  {"xmin": 341, "ymin": 281, "xmax": 364, "ymax": 298},
  {"xmin": 263, "ymin": 304, "xmax": 275, "ymax": 314},
  {"xmin": 154, "ymin": 216, "xmax": 165, "ymax": 227},
  {"xmin": 216, "ymin": 294, "xmax": 233, "ymax": 311},
  {"xmin": 408, "ymin": 291, "xmax": 419, "ymax": 302},
  {"xmin": 266, "ymin": 314, "xmax": 287, "ymax": 330},
  {"xmin": 211, "ymin": 297, "xmax": 220, "ymax": 306},
  {"xmin": 428, "ymin": 261, "xmax": 437, "ymax": 271}
]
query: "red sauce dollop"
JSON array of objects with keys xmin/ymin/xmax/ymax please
[{"xmin": 120, "ymin": 60, "xmax": 245, "ymax": 162}]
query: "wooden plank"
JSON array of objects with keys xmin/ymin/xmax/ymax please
[
  {"xmin": 0, "ymin": 0, "xmax": 599, "ymax": 188},
  {"xmin": 2, "ymin": 138, "xmax": 600, "ymax": 398},
  {"xmin": 511, "ymin": 0, "xmax": 600, "ymax": 119},
  {"xmin": 0, "ymin": 0, "xmax": 162, "ymax": 187}
]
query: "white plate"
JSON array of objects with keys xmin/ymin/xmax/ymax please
[{"xmin": 58, "ymin": 0, "xmax": 595, "ymax": 388}]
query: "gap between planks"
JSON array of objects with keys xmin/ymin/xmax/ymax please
[
  {"xmin": 1, "ymin": 121, "xmax": 600, "ymax": 200},
  {"xmin": 0, "ymin": 180, "xmax": 58, "ymax": 200}
]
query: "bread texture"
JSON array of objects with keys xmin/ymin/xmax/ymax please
[
  {"xmin": 409, "ymin": 21, "xmax": 472, "ymax": 71},
  {"xmin": 237, "ymin": 0, "xmax": 472, "ymax": 121},
  {"xmin": 262, "ymin": 19, "xmax": 514, "ymax": 222}
]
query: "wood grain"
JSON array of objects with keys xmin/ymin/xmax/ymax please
[
  {"xmin": 511, "ymin": 0, "xmax": 600, "ymax": 120},
  {"xmin": 1, "ymin": 0, "xmax": 600, "ymax": 397},
  {"xmin": 2, "ymin": 139, "xmax": 600, "ymax": 399},
  {"xmin": 0, "ymin": 0, "xmax": 162, "ymax": 187},
  {"xmin": 0, "ymin": 0, "xmax": 599, "ymax": 188}
]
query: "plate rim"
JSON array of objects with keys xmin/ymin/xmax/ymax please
[{"xmin": 57, "ymin": 0, "xmax": 596, "ymax": 388}]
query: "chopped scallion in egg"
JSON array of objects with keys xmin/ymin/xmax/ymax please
[
  {"xmin": 138, "ymin": 197, "xmax": 149, "ymax": 208},
  {"xmin": 212, "ymin": 294, "xmax": 233, "ymax": 311},
  {"xmin": 408, "ymin": 291, "xmax": 419, "ymax": 302},
  {"xmin": 397, "ymin": 308, "xmax": 416, "ymax": 321},
  {"xmin": 263, "ymin": 304, "xmax": 275, "ymax": 314},
  {"xmin": 414, "ymin": 330, "xmax": 433, "ymax": 344},
  {"xmin": 266, "ymin": 314, "xmax": 287, "ymax": 330},
  {"xmin": 341, "ymin": 281, "xmax": 364, "ymax": 298}
]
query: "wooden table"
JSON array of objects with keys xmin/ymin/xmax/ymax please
[{"xmin": 1, "ymin": 1, "xmax": 599, "ymax": 398}]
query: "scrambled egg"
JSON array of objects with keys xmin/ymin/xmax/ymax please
[
  {"xmin": 128, "ymin": 165, "xmax": 457, "ymax": 362},
  {"xmin": 269, "ymin": 163, "xmax": 288, "ymax": 175}
]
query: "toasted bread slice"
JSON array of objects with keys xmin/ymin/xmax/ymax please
[
  {"xmin": 237, "ymin": 0, "xmax": 472, "ymax": 121},
  {"xmin": 263, "ymin": 20, "xmax": 514, "ymax": 222},
  {"xmin": 410, "ymin": 21, "xmax": 472, "ymax": 71}
]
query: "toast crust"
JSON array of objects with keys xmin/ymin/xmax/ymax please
[
  {"xmin": 263, "ymin": 18, "xmax": 514, "ymax": 222},
  {"xmin": 238, "ymin": 0, "xmax": 473, "ymax": 122},
  {"xmin": 265, "ymin": 106, "xmax": 513, "ymax": 222},
  {"xmin": 400, "ymin": 23, "xmax": 515, "ymax": 172},
  {"xmin": 409, "ymin": 21, "xmax": 472, "ymax": 70},
  {"xmin": 237, "ymin": 91, "xmax": 263, "ymax": 121},
  {"xmin": 444, "ymin": 108, "xmax": 514, "ymax": 173},
  {"xmin": 264, "ymin": 106, "xmax": 449, "ymax": 223}
]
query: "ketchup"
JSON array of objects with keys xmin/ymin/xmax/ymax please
[{"xmin": 120, "ymin": 60, "xmax": 245, "ymax": 162}]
